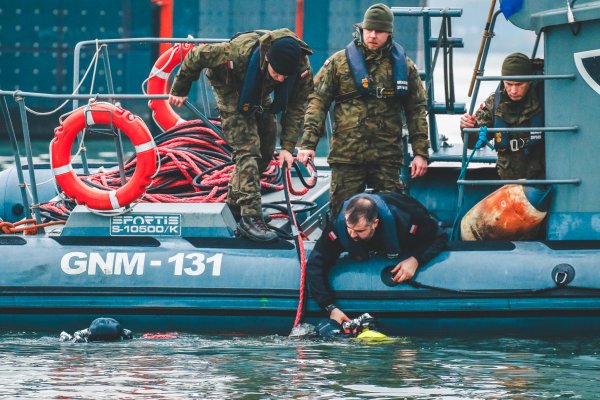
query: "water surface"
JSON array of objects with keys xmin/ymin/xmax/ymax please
[{"xmin": 1, "ymin": 332, "xmax": 598, "ymax": 399}]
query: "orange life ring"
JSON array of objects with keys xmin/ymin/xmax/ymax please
[
  {"xmin": 147, "ymin": 43, "xmax": 195, "ymax": 131},
  {"xmin": 51, "ymin": 102, "xmax": 158, "ymax": 210}
]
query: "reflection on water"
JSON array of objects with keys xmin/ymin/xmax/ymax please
[{"xmin": 0, "ymin": 333, "xmax": 598, "ymax": 399}]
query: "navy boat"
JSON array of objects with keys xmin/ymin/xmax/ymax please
[{"xmin": 1, "ymin": 1, "xmax": 600, "ymax": 336}]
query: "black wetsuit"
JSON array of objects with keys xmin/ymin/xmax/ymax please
[{"xmin": 307, "ymin": 192, "xmax": 448, "ymax": 310}]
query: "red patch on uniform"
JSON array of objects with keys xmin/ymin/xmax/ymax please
[
  {"xmin": 479, "ymin": 102, "xmax": 485, "ymax": 110},
  {"xmin": 328, "ymin": 231, "xmax": 337, "ymax": 241},
  {"xmin": 409, "ymin": 225, "xmax": 418, "ymax": 234},
  {"xmin": 227, "ymin": 60, "xmax": 234, "ymax": 70},
  {"xmin": 300, "ymin": 69, "xmax": 309, "ymax": 79}
]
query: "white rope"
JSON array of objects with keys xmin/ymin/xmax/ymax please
[
  {"xmin": 141, "ymin": 44, "xmax": 178, "ymax": 95},
  {"xmin": 142, "ymin": 36, "xmax": 195, "ymax": 95},
  {"xmin": 25, "ymin": 41, "xmax": 106, "ymax": 116},
  {"xmin": 89, "ymin": 39, "xmax": 100, "ymax": 96}
]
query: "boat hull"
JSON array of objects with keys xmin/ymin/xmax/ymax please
[{"xmin": 1, "ymin": 237, "xmax": 599, "ymax": 336}]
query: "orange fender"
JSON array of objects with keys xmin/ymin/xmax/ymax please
[{"xmin": 461, "ymin": 184, "xmax": 547, "ymax": 241}]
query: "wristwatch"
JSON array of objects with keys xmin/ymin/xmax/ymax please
[{"xmin": 324, "ymin": 304, "xmax": 338, "ymax": 314}]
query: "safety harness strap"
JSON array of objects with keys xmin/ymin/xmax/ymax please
[
  {"xmin": 238, "ymin": 42, "xmax": 298, "ymax": 115},
  {"xmin": 493, "ymin": 83, "xmax": 544, "ymax": 155},
  {"xmin": 337, "ymin": 41, "xmax": 408, "ymax": 102}
]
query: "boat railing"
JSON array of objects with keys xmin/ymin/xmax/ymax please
[
  {"xmin": 450, "ymin": 6, "xmax": 581, "ymax": 240},
  {"xmin": 0, "ymin": 91, "xmax": 163, "ymax": 224},
  {"xmin": 0, "ymin": 37, "xmax": 232, "ymax": 225},
  {"xmin": 0, "ymin": 94, "xmax": 221, "ymax": 226},
  {"xmin": 71, "ymin": 37, "xmax": 226, "ymax": 172},
  {"xmin": 392, "ymin": 7, "xmax": 465, "ymax": 155}
]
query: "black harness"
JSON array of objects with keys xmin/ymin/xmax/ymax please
[
  {"xmin": 237, "ymin": 40, "xmax": 298, "ymax": 115},
  {"xmin": 493, "ymin": 84, "xmax": 544, "ymax": 155}
]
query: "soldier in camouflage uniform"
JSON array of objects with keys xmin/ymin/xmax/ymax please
[
  {"xmin": 460, "ymin": 53, "xmax": 545, "ymax": 180},
  {"xmin": 170, "ymin": 29, "xmax": 313, "ymax": 242},
  {"xmin": 297, "ymin": 3, "xmax": 430, "ymax": 217}
]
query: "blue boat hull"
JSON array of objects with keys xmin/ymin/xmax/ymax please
[{"xmin": 1, "ymin": 235, "xmax": 599, "ymax": 336}]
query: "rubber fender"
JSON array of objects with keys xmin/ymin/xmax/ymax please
[
  {"xmin": 461, "ymin": 184, "xmax": 549, "ymax": 241},
  {"xmin": 523, "ymin": 185, "xmax": 552, "ymax": 212}
]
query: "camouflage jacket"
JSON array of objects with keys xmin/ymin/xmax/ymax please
[
  {"xmin": 469, "ymin": 83, "xmax": 545, "ymax": 179},
  {"xmin": 301, "ymin": 37, "xmax": 429, "ymax": 166},
  {"xmin": 170, "ymin": 29, "xmax": 313, "ymax": 153}
]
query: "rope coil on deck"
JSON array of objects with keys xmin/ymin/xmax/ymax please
[{"xmin": 41, "ymin": 118, "xmax": 317, "ymax": 223}]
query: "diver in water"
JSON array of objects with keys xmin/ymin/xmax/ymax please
[{"xmin": 60, "ymin": 317, "xmax": 133, "ymax": 343}]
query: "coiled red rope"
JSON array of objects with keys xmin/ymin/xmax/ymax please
[{"xmin": 41, "ymin": 119, "xmax": 315, "ymax": 220}]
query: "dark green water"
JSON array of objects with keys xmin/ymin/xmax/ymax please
[{"xmin": 1, "ymin": 332, "xmax": 599, "ymax": 399}]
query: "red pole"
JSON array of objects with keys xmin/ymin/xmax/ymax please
[
  {"xmin": 151, "ymin": 0, "xmax": 174, "ymax": 54},
  {"xmin": 295, "ymin": 0, "xmax": 304, "ymax": 39}
]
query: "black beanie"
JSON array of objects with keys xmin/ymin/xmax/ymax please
[{"xmin": 268, "ymin": 37, "xmax": 301, "ymax": 76}]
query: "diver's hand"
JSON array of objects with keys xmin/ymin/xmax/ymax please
[
  {"xmin": 169, "ymin": 94, "xmax": 188, "ymax": 107},
  {"xmin": 330, "ymin": 308, "xmax": 351, "ymax": 325},
  {"xmin": 297, "ymin": 149, "xmax": 315, "ymax": 166},
  {"xmin": 390, "ymin": 256, "xmax": 419, "ymax": 283}
]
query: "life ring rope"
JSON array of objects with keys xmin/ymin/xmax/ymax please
[{"xmin": 50, "ymin": 101, "xmax": 158, "ymax": 211}]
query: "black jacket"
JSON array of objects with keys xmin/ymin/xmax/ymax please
[{"xmin": 307, "ymin": 192, "xmax": 447, "ymax": 310}]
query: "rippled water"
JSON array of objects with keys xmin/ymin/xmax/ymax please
[{"xmin": 1, "ymin": 332, "xmax": 598, "ymax": 399}]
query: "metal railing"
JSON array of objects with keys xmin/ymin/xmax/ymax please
[
  {"xmin": 392, "ymin": 7, "xmax": 465, "ymax": 153},
  {"xmin": 0, "ymin": 37, "xmax": 228, "ymax": 227}
]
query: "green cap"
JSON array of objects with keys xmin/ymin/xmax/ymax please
[
  {"xmin": 501, "ymin": 52, "xmax": 533, "ymax": 76},
  {"xmin": 362, "ymin": 3, "xmax": 394, "ymax": 33}
]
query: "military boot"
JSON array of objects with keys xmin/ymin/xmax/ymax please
[
  {"xmin": 227, "ymin": 203, "xmax": 271, "ymax": 223},
  {"xmin": 238, "ymin": 216, "xmax": 278, "ymax": 242}
]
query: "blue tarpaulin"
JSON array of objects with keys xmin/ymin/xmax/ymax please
[{"xmin": 500, "ymin": 0, "xmax": 524, "ymax": 19}]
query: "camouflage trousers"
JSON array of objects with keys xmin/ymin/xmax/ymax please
[
  {"xmin": 221, "ymin": 111, "xmax": 277, "ymax": 216},
  {"xmin": 329, "ymin": 163, "xmax": 405, "ymax": 218}
]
